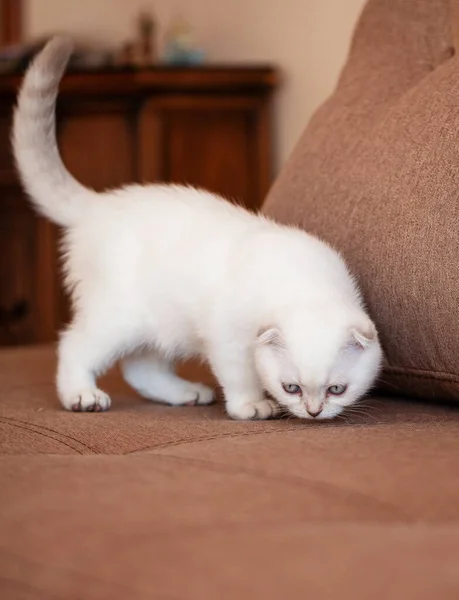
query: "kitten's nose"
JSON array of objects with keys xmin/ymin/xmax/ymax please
[{"xmin": 307, "ymin": 407, "xmax": 323, "ymax": 418}]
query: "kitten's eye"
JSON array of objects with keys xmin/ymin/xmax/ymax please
[
  {"xmin": 282, "ymin": 383, "xmax": 301, "ymax": 395},
  {"xmin": 327, "ymin": 384, "xmax": 347, "ymax": 396}
]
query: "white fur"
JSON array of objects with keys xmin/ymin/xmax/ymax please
[{"xmin": 12, "ymin": 37, "xmax": 383, "ymax": 419}]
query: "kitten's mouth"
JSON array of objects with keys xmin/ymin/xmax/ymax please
[{"xmin": 286, "ymin": 403, "xmax": 342, "ymax": 421}]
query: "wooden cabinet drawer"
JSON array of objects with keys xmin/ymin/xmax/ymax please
[{"xmin": 0, "ymin": 193, "xmax": 60, "ymax": 345}]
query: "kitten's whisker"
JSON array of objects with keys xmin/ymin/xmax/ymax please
[{"xmin": 343, "ymin": 409, "xmax": 378, "ymax": 423}]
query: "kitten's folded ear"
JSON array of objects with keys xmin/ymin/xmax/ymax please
[
  {"xmin": 349, "ymin": 319, "xmax": 377, "ymax": 349},
  {"xmin": 256, "ymin": 327, "xmax": 285, "ymax": 349}
]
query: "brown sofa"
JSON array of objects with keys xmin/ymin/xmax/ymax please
[{"xmin": 2, "ymin": 1, "xmax": 459, "ymax": 598}]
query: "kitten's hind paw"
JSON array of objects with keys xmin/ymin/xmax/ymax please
[
  {"xmin": 226, "ymin": 397, "xmax": 280, "ymax": 420},
  {"xmin": 179, "ymin": 383, "xmax": 215, "ymax": 407}
]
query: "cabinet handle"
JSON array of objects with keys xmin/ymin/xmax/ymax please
[{"xmin": 0, "ymin": 300, "xmax": 29, "ymax": 325}]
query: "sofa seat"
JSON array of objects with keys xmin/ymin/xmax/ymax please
[{"xmin": 1, "ymin": 345, "xmax": 459, "ymax": 599}]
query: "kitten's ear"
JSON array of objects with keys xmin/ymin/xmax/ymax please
[
  {"xmin": 349, "ymin": 321, "xmax": 377, "ymax": 349},
  {"xmin": 256, "ymin": 327, "xmax": 284, "ymax": 348}
]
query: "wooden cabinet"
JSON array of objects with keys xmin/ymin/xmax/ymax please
[{"xmin": 0, "ymin": 66, "xmax": 277, "ymax": 345}]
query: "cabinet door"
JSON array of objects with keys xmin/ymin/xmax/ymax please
[
  {"xmin": 0, "ymin": 105, "xmax": 59, "ymax": 346},
  {"xmin": 138, "ymin": 95, "xmax": 271, "ymax": 210},
  {"xmin": 58, "ymin": 100, "xmax": 137, "ymax": 191}
]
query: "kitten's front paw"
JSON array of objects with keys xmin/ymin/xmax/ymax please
[
  {"xmin": 226, "ymin": 397, "xmax": 280, "ymax": 420},
  {"xmin": 61, "ymin": 388, "xmax": 111, "ymax": 412}
]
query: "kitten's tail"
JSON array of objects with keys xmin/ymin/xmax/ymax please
[{"xmin": 12, "ymin": 36, "xmax": 93, "ymax": 228}]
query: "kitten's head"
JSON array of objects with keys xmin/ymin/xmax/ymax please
[{"xmin": 253, "ymin": 309, "xmax": 382, "ymax": 420}]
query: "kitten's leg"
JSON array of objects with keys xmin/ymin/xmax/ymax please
[
  {"xmin": 121, "ymin": 350, "xmax": 214, "ymax": 406},
  {"xmin": 208, "ymin": 344, "xmax": 279, "ymax": 420},
  {"xmin": 57, "ymin": 326, "xmax": 117, "ymax": 412}
]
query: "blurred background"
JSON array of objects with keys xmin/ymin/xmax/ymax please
[{"xmin": 21, "ymin": 0, "xmax": 365, "ymax": 170}]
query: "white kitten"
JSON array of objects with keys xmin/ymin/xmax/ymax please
[{"xmin": 12, "ymin": 37, "xmax": 382, "ymax": 420}]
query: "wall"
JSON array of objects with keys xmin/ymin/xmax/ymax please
[{"xmin": 24, "ymin": 0, "xmax": 366, "ymax": 172}]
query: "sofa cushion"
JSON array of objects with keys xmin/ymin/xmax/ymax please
[{"xmin": 264, "ymin": 0, "xmax": 459, "ymax": 401}]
